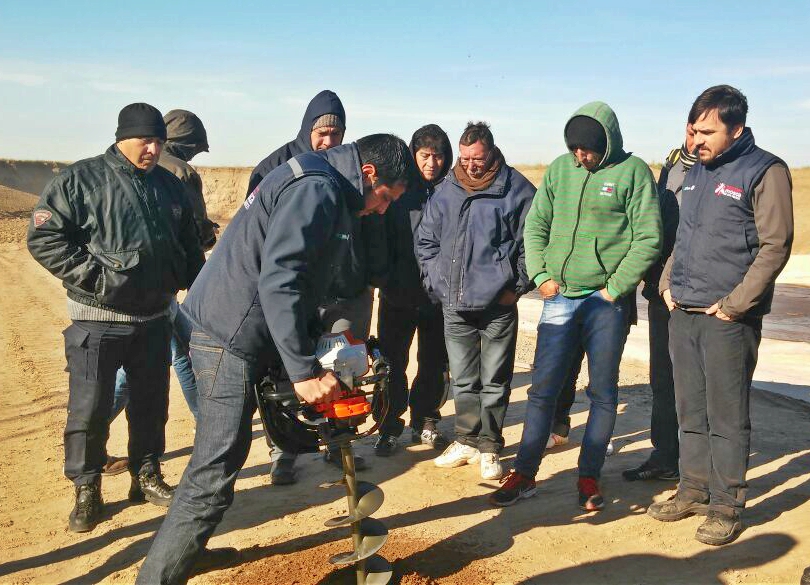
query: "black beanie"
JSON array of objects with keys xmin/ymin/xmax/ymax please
[
  {"xmin": 115, "ymin": 103, "xmax": 167, "ymax": 141},
  {"xmin": 565, "ymin": 116, "xmax": 607, "ymax": 155}
]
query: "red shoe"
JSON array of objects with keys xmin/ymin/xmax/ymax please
[
  {"xmin": 489, "ymin": 470, "xmax": 536, "ymax": 507},
  {"xmin": 577, "ymin": 476, "xmax": 605, "ymax": 511}
]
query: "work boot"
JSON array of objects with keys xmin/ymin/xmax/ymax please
[
  {"xmin": 647, "ymin": 492, "xmax": 709, "ymax": 522},
  {"xmin": 129, "ymin": 471, "xmax": 174, "ymax": 507},
  {"xmin": 324, "ymin": 448, "xmax": 368, "ymax": 471},
  {"xmin": 68, "ymin": 478, "xmax": 104, "ymax": 533},
  {"xmin": 695, "ymin": 510, "xmax": 743, "ymax": 546},
  {"xmin": 270, "ymin": 459, "xmax": 297, "ymax": 486}
]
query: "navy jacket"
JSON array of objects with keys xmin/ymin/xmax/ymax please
[
  {"xmin": 416, "ymin": 164, "xmax": 536, "ymax": 311},
  {"xmin": 182, "ymin": 144, "xmax": 364, "ymax": 381},
  {"xmin": 670, "ymin": 128, "xmax": 782, "ymax": 315},
  {"xmin": 246, "ymin": 90, "xmax": 346, "ymax": 196}
]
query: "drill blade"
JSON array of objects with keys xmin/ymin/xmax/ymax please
[
  {"xmin": 327, "ymin": 518, "xmax": 389, "ymax": 564},
  {"xmin": 360, "ymin": 554, "xmax": 392, "ymax": 585},
  {"xmin": 324, "ymin": 481, "xmax": 385, "ymax": 526}
]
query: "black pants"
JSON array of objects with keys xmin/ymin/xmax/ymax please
[
  {"xmin": 376, "ymin": 298, "xmax": 448, "ymax": 436},
  {"xmin": 647, "ymin": 296, "xmax": 679, "ymax": 469},
  {"xmin": 669, "ymin": 309, "xmax": 761, "ymax": 514},
  {"xmin": 443, "ymin": 304, "xmax": 518, "ymax": 454},
  {"xmin": 63, "ymin": 318, "xmax": 172, "ymax": 486}
]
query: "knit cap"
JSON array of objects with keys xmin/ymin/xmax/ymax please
[
  {"xmin": 312, "ymin": 114, "xmax": 345, "ymax": 131},
  {"xmin": 115, "ymin": 103, "xmax": 167, "ymax": 141},
  {"xmin": 565, "ymin": 116, "xmax": 606, "ymax": 155}
]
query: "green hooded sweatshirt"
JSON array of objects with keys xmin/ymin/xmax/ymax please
[{"xmin": 524, "ymin": 102, "xmax": 661, "ymax": 299}]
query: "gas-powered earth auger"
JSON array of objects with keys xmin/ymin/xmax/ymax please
[{"xmin": 255, "ymin": 331, "xmax": 393, "ymax": 585}]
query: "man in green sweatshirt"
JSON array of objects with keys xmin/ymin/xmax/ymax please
[{"xmin": 490, "ymin": 102, "xmax": 661, "ymax": 511}]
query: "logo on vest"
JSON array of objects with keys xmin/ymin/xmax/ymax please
[
  {"xmin": 599, "ymin": 182, "xmax": 615, "ymax": 196},
  {"xmin": 683, "ymin": 185, "xmax": 696, "ymax": 191},
  {"xmin": 714, "ymin": 182, "xmax": 743, "ymax": 201},
  {"xmin": 244, "ymin": 193, "xmax": 256, "ymax": 210}
]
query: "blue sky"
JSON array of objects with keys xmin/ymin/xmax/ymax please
[{"xmin": 1, "ymin": 1, "xmax": 809, "ymax": 167}]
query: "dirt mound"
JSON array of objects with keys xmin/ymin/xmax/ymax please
[
  {"xmin": 215, "ymin": 535, "xmax": 503, "ymax": 585},
  {"xmin": 0, "ymin": 159, "xmax": 67, "ymax": 197},
  {"xmin": 0, "ymin": 184, "xmax": 38, "ymax": 243},
  {"xmin": 196, "ymin": 166, "xmax": 251, "ymax": 222}
]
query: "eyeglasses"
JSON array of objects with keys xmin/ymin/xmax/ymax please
[{"xmin": 459, "ymin": 154, "xmax": 491, "ymax": 167}]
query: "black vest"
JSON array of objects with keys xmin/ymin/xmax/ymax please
[{"xmin": 670, "ymin": 128, "xmax": 781, "ymax": 315}]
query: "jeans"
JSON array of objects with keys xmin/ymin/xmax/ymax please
[
  {"xmin": 375, "ymin": 299, "xmax": 449, "ymax": 436},
  {"xmin": 63, "ymin": 318, "xmax": 171, "ymax": 485},
  {"xmin": 112, "ymin": 321, "xmax": 199, "ymax": 421},
  {"xmin": 647, "ymin": 295, "xmax": 679, "ymax": 470},
  {"xmin": 514, "ymin": 292, "xmax": 629, "ymax": 479},
  {"xmin": 137, "ymin": 327, "xmax": 262, "ymax": 585},
  {"xmin": 550, "ymin": 343, "xmax": 585, "ymax": 437},
  {"xmin": 443, "ymin": 304, "xmax": 518, "ymax": 454},
  {"xmin": 669, "ymin": 309, "xmax": 761, "ymax": 514}
]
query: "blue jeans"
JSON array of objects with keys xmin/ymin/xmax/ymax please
[
  {"xmin": 111, "ymin": 331, "xmax": 199, "ymax": 421},
  {"xmin": 137, "ymin": 327, "xmax": 261, "ymax": 585},
  {"xmin": 514, "ymin": 292, "xmax": 629, "ymax": 479}
]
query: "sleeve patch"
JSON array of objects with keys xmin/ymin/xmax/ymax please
[{"xmin": 33, "ymin": 209, "xmax": 52, "ymax": 227}]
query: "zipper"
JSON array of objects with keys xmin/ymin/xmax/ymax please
[
  {"xmin": 560, "ymin": 172, "xmax": 592, "ymax": 285},
  {"xmin": 448, "ymin": 198, "xmax": 470, "ymax": 306}
]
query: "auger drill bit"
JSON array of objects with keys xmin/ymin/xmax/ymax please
[{"xmin": 323, "ymin": 440, "xmax": 391, "ymax": 585}]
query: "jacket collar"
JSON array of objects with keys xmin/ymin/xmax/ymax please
[
  {"xmin": 318, "ymin": 143, "xmax": 365, "ymax": 212},
  {"xmin": 705, "ymin": 127, "xmax": 756, "ymax": 170}
]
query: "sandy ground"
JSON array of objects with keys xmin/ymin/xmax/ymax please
[{"xmin": 1, "ymin": 232, "xmax": 809, "ymax": 584}]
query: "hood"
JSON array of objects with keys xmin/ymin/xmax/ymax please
[
  {"xmin": 293, "ymin": 90, "xmax": 346, "ymax": 152},
  {"xmin": 318, "ymin": 142, "xmax": 364, "ymax": 212},
  {"xmin": 563, "ymin": 101, "xmax": 624, "ymax": 168},
  {"xmin": 409, "ymin": 124, "xmax": 453, "ymax": 186},
  {"xmin": 163, "ymin": 109, "xmax": 209, "ymax": 161}
]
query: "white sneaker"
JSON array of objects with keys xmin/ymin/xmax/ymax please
[
  {"xmin": 480, "ymin": 453, "xmax": 503, "ymax": 480},
  {"xmin": 434, "ymin": 441, "xmax": 480, "ymax": 468},
  {"xmin": 606, "ymin": 440, "xmax": 615, "ymax": 456},
  {"xmin": 545, "ymin": 433, "xmax": 569, "ymax": 449}
]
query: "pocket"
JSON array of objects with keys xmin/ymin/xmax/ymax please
[
  {"xmin": 189, "ymin": 337, "xmax": 224, "ymax": 398},
  {"xmin": 91, "ymin": 249, "xmax": 141, "ymax": 306},
  {"xmin": 62, "ymin": 322, "xmax": 91, "ymax": 377}
]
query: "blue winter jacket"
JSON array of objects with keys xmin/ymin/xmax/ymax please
[
  {"xmin": 181, "ymin": 144, "xmax": 363, "ymax": 382},
  {"xmin": 416, "ymin": 163, "xmax": 536, "ymax": 311}
]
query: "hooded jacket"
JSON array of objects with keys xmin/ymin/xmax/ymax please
[
  {"xmin": 246, "ymin": 90, "xmax": 346, "ymax": 196},
  {"xmin": 416, "ymin": 153, "xmax": 536, "ymax": 311},
  {"xmin": 159, "ymin": 109, "xmax": 218, "ymax": 250},
  {"xmin": 28, "ymin": 145, "xmax": 205, "ymax": 316},
  {"xmin": 524, "ymin": 102, "xmax": 661, "ymax": 299},
  {"xmin": 380, "ymin": 124, "xmax": 453, "ymax": 309},
  {"xmin": 181, "ymin": 144, "xmax": 365, "ymax": 382}
]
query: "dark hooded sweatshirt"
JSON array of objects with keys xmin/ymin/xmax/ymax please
[
  {"xmin": 246, "ymin": 90, "xmax": 346, "ymax": 196},
  {"xmin": 380, "ymin": 124, "xmax": 453, "ymax": 309},
  {"xmin": 159, "ymin": 109, "xmax": 218, "ymax": 250}
]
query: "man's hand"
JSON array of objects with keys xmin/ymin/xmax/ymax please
[
  {"xmin": 539, "ymin": 279, "xmax": 560, "ymax": 299},
  {"xmin": 598, "ymin": 288, "xmax": 615, "ymax": 302},
  {"xmin": 662, "ymin": 289, "xmax": 676, "ymax": 312},
  {"xmin": 497, "ymin": 289, "xmax": 519, "ymax": 306},
  {"xmin": 293, "ymin": 371, "xmax": 341, "ymax": 405},
  {"xmin": 706, "ymin": 302, "xmax": 733, "ymax": 322}
]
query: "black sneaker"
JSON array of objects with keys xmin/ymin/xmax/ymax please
[
  {"xmin": 129, "ymin": 472, "xmax": 174, "ymax": 507},
  {"xmin": 270, "ymin": 459, "xmax": 297, "ymax": 485},
  {"xmin": 68, "ymin": 479, "xmax": 104, "ymax": 533},
  {"xmin": 694, "ymin": 510, "xmax": 743, "ymax": 546},
  {"xmin": 411, "ymin": 427, "xmax": 450, "ymax": 450},
  {"xmin": 324, "ymin": 448, "xmax": 368, "ymax": 471},
  {"xmin": 622, "ymin": 460, "xmax": 679, "ymax": 482},
  {"xmin": 374, "ymin": 434, "xmax": 398, "ymax": 457}
]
